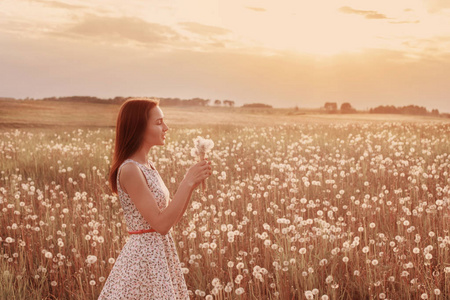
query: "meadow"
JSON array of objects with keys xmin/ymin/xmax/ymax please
[{"xmin": 0, "ymin": 101, "xmax": 449, "ymax": 299}]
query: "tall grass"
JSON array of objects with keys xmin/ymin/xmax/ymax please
[{"xmin": 1, "ymin": 122, "xmax": 449, "ymax": 299}]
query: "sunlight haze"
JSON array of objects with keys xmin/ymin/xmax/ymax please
[{"xmin": 1, "ymin": 0, "xmax": 450, "ymax": 112}]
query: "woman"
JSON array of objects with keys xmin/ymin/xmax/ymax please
[{"xmin": 99, "ymin": 97, "xmax": 212, "ymax": 299}]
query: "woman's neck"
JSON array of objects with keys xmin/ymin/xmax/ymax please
[{"xmin": 129, "ymin": 146, "xmax": 151, "ymax": 165}]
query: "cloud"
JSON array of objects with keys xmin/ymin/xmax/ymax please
[
  {"xmin": 401, "ymin": 35, "xmax": 450, "ymax": 56},
  {"xmin": 178, "ymin": 22, "xmax": 231, "ymax": 36},
  {"xmin": 43, "ymin": 16, "xmax": 236, "ymax": 53},
  {"xmin": 339, "ymin": 6, "xmax": 421, "ymax": 25},
  {"xmin": 338, "ymin": 6, "xmax": 389, "ymax": 20},
  {"xmin": 425, "ymin": 0, "xmax": 450, "ymax": 13},
  {"xmin": 245, "ymin": 6, "xmax": 266, "ymax": 12},
  {"xmin": 1, "ymin": 20, "xmax": 36, "ymax": 34},
  {"xmin": 2, "ymin": 33, "xmax": 450, "ymax": 113},
  {"xmin": 50, "ymin": 15, "xmax": 182, "ymax": 46},
  {"xmin": 31, "ymin": 0, "xmax": 87, "ymax": 10}
]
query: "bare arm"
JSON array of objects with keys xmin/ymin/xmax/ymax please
[
  {"xmin": 172, "ymin": 186, "xmax": 194, "ymax": 226},
  {"xmin": 120, "ymin": 160, "xmax": 211, "ymax": 235}
]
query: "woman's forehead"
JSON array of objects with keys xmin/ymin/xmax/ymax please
[{"xmin": 149, "ymin": 106, "xmax": 164, "ymax": 119}]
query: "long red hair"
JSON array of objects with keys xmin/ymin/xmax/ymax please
[{"xmin": 109, "ymin": 97, "xmax": 160, "ymax": 194}]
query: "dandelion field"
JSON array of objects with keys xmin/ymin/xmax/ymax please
[{"xmin": 1, "ymin": 120, "xmax": 449, "ymax": 299}]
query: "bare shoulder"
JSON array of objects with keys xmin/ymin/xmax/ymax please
[{"xmin": 119, "ymin": 162, "xmax": 145, "ymax": 193}]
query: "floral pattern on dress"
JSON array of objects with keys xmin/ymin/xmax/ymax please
[{"xmin": 98, "ymin": 159, "xmax": 190, "ymax": 300}]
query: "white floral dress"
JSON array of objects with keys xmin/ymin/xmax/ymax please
[{"xmin": 98, "ymin": 159, "xmax": 189, "ymax": 300}]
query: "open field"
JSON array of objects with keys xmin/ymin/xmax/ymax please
[
  {"xmin": 0, "ymin": 99, "xmax": 449, "ymax": 299},
  {"xmin": 1, "ymin": 99, "xmax": 449, "ymax": 129}
]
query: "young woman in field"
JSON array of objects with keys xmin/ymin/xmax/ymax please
[{"xmin": 98, "ymin": 97, "xmax": 212, "ymax": 299}]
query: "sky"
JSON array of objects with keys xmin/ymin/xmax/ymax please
[{"xmin": 1, "ymin": 0, "xmax": 450, "ymax": 112}]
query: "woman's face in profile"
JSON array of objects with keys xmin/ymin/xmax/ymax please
[{"xmin": 143, "ymin": 106, "xmax": 169, "ymax": 147}]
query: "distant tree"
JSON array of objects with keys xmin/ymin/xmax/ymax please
[
  {"xmin": 242, "ymin": 103, "xmax": 273, "ymax": 108},
  {"xmin": 223, "ymin": 100, "xmax": 235, "ymax": 107},
  {"xmin": 113, "ymin": 97, "xmax": 126, "ymax": 104},
  {"xmin": 324, "ymin": 102, "xmax": 337, "ymax": 113},
  {"xmin": 170, "ymin": 98, "xmax": 182, "ymax": 106},
  {"xmin": 431, "ymin": 109, "xmax": 439, "ymax": 116},
  {"xmin": 31, "ymin": 95, "xmax": 237, "ymax": 108},
  {"xmin": 192, "ymin": 97, "xmax": 202, "ymax": 106},
  {"xmin": 340, "ymin": 102, "xmax": 351, "ymax": 111},
  {"xmin": 369, "ymin": 104, "xmax": 431, "ymax": 115},
  {"xmin": 370, "ymin": 105, "xmax": 399, "ymax": 114},
  {"xmin": 340, "ymin": 102, "xmax": 356, "ymax": 113},
  {"xmin": 401, "ymin": 105, "xmax": 427, "ymax": 115},
  {"xmin": 186, "ymin": 97, "xmax": 209, "ymax": 106}
]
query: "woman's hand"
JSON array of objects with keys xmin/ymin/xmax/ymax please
[{"xmin": 183, "ymin": 159, "xmax": 212, "ymax": 189}]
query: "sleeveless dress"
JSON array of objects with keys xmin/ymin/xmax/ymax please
[{"xmin": 98, "ymin": 159, "xmax": 190, "ymax": 300}]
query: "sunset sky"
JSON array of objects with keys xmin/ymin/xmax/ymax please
[{"xmin": 1, "ymin": 0, "xmax": 450, "ymax": 112}]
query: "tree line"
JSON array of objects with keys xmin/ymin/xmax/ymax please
[
  {"xmin": 7, "ymin": 96, "xmax": 236, "ymax": 107},
  {"xmin": 323, "ymin": 102, "xmax": 445, "ymax": 117},
  {"xmin": 2, "ymin": 96, "xmax": 446, "ymax": 117},
  {"xmin": 369, "ymin": 105, "xmax": 440, "ymax": 116}
]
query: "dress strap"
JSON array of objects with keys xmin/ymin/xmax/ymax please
[
  {"xmin": 125, "ymin": 158, "xmax": 156, "ymax": 171},
  {"xmin": 117, "ymin": 159, "xmax": 141, "ymax": 178}
]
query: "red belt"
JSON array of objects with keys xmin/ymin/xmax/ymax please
[{"xmin": 128, "ymin": 228, "xmax": 157, "ymax": 234}]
